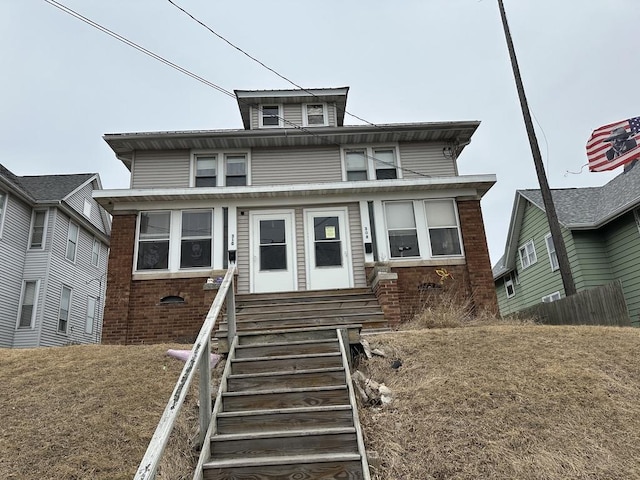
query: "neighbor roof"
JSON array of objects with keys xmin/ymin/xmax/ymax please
[{"xmin": 493, "ymin": 162, "xmax": 640, "ymax": 279}]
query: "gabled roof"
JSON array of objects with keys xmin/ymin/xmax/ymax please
[{"xmin": 493, "ymin": 162, "xmax": 640, "ymax": 279}]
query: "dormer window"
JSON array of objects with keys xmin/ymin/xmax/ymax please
[
  {"xmin": 303, "ymin": 103, "xmax": 328, "ymax": 126},
  {"xmin": 259, "ymin": 105, "xmax": 282, "ymax": 127}
]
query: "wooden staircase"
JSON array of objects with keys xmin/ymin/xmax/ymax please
[
  {"xmin": 196, "ymin": 326, "xmax": 370, "ymax": 480},
  {"xmin": 215, "ymin": 288, "xmax": 388, "ymax": 353}
]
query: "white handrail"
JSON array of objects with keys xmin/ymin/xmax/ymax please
[{"xmin": 133, "ymin": 267, "xmax": 236, "ymax": 480}]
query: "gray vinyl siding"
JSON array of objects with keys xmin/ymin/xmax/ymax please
[
  {"xmin": 237, "ymin": 210, "xmax": 249, "ymax": 294},
  {"xmin": 0, "ymin": 194, "xmax": 31, "ymax": 346},
  {"xmin": 251, "ymin": 146, "xmax": 342, "ymax": 185},
  {"xmin": 604, "ymin": 212, "xmax": 640, "ymax": 326},
  {"xmin": 399, "ymin": 142, "xmax": 457, "ymax": 178},
  {"xmin": 131, "ymin": 150, "xmax": 191, "ymax": 189},
  {"xmin": 66, "ymin": 181, "xmax": 110, "ymax": 235},
  {"xmin": 327, "ymin": 103, "xmax": 336, "ymax": 127},
  {"xmin": 347, "ymin": 203, "xmax": 366, "ymax": 288},
  {"xmin": 284, "ymin": 104, "xmax": 302, "ymax": 127}
]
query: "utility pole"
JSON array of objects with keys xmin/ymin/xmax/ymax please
[{"xmin": 497, "ymin": 0, "xmax": 576, "ymax": 296}]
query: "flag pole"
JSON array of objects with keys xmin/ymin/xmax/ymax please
[{"xmin": 497, "ymin": 0, "xmax": 577, "ymax": 296}]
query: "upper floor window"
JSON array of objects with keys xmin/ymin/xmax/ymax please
[
  {"xmin": 303, "ymin": 103, "xmax": 328, "ymax": 126},
  {"xmin": 17, "ymin": 280, "xmax": 38, "ymax": 329},
  {"xmin": 29, "ymin": 210, "xmax": 47, "ymax": 249},
  {"xmin": 518, "ymin": 239, "xmax": 537, "ymax": 269},
  {"xmin": 193, "ymin": 152, "xmax": 249, "ymax": 187},
  {"xmin": 85, "ymin": 296, "xmax": 97, "ymax": 335},
  {"xmin": 545, "ymin": 233, "xmax": 559, "ymax": 271},
  {"xmin": 136, "ymin": 209, "xmax": 214, "ymax": 272},
  {"xmin": 91, "ymin": 238, "xmax": 100, "ymax": 267},
  {"xmin": 342, "ymin": 146, "xmax": 401, "ymax": 181},
  {"xmin": 505, "ymin": 274, "xmax": 515, "ymax": 298},
  {"xmin": 425, "ymin": 200, "xmax": 462, "ymax": 256},
  {"xmin": 259, "ymin": 104, "xmax": 282, "ymax": 128},
  {"xmin": 58, "ymin": 285, "xmax": 72, "ymax": 333},
  {"xmin": 66, "ymin": 222, "xmax": 79, "ymax": 262}
]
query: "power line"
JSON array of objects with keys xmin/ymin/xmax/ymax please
[{"xmin": 44, "ymin": 0, "xmax": 432, "ymax": 178}]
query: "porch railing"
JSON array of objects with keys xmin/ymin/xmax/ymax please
[{"xmin": 133, "ymin": 267, "xmax": 236, "ymax": 480}]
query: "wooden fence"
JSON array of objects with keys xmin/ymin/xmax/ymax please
[{"xmin": 518, "ymin": 281, "xmax": 631, "ymax": 327}]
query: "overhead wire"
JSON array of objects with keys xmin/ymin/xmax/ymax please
[{"xmin": 44, "ymin": 0, "xmax": 437, "ymax": 178}]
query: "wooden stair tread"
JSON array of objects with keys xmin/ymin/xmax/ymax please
[
  {"xmin": 223, "ymin": 385, "xmax": 345, "ymax": 397},
  {"xmin": 236, "ymin": 298, "xmax": 379, "ymax": 310},
  {"xmin": 233, "ymin": 352, "xmax": 341, "ymax": 363},
  {"xmin": 210, "ymin": 426, "xmax": 356, "ymax": 442},
  {"xmin": 228, "ymin": 366, "xmax": 344, "ymax": 379},
  {"xmin": 204, "ymin": 452, "xmax": 361, "ymax": 469},
  {"xmin": 217, "ymin": 404, "xmax": 352, "ymax": 418},
  {"xmin": 235, "ymin": 338, "xmax": 337, "ymax": 349}
]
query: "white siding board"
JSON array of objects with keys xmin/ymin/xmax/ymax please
[
  {"xmin": 131, "ymin": 150, "xmax": 191, "ymax": 188},
  {"xmin": 399, "ymin": 142, "xmax": 457, "ymax": 178},
  {"xmin": 236, "ymin": 210, "xmax": 249, "ymax": 294},
  {"xmin": 295, "ymin": 207, "xmax": 306, "ymax": 290},
  {"xmin": 328, "ymin": 103, "xmax": 337, "ymax": 127},
  {"xmin": 284, "ymin": 104, "xmax": 302, "ymax": 127},
  {"xmin": 251, "ymin": 147, "xmax": 342, "ymax": 185},
  {"xmin": 347, "ymin": 203, "xmax": 366, "ymax": 288}
]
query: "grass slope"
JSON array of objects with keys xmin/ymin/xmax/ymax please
[{"xmin": 0, "ymin": 326, "xmax": 639, "ymax": 479}]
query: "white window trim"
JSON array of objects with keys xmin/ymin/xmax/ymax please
[
  {"xmin": 258, "ymin": 104, "xmax": 284, "ymax": 128},
  {"xmin": 302, "ymin": 103, "xmax": 329, "ymax": 127},
  {"xmin": 66, "ymin": 221, "xmax": 79, "ymax": 263},
  {"xmin": 542, "ymin": 291, "xmax": 561, "ymax": 303},
  {"xmin": 16, "ymin": 279, "xmax": 40, "ymax": 330},
  {"xmin": 424, "ymin": 199, "xmax": 465, "ymax": 258},
  {"xmin": 381, "ymin": 198, "xmax": 463, "ymax": 261},
  {"xmin": 28, "ymin": 209, "xmax": 48, "ymax": 250},
  {"xmin": 505, "ymin": 275, "xmax": 515, "ymax": 298},
  {"xmin": 518, "ymin": 239, "xmax": 537, "ymax": 270},
  {"xmin": 190, "ymin": 150, "xmax": 251, "ymax": 187},
  {"xmin": 0, "ymin": 191, "xmax": 7, "ymax": 239},
  {"xmin": 85, "ymin": 296, "xmax": 97, "ymax": 335},
  {"xmin": 91, "ymin": 238, "xmax": 100, "ymax": 267},
  {"xmin": 134, "ymin": 209, "xmax": 220, "ymax": 274},
  {"xmin": 544, "ymin": 233, "xmax": 559, "ymax": 272},
  {"xmin": 58, "ymin": 285, "xmax": 73, "ymax": 334},
  {"xmin": 340, "ymin": 144, "xmax": 403, "ymax": 181}
]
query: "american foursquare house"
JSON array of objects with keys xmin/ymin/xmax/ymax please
[
  {"xmin": 94, "ymin": 87, "xmax": 498, "ymax": 344},
  {"xmin": 0, "ymin": 165, "xmax": 110, "ymax": 347}
]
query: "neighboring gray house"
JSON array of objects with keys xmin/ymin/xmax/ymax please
[
  {"xmin": 493, "ymin": 162, "xmax": 640, "ymax": 326},
  {"xmin": 0, "ymin": 165, "xmax": 111, "ymax": 347}
]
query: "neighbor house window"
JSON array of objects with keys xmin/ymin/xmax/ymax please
[
  {"xmin": 225, "ymin": 154, "xmax": 247, "ymax": 186},
  {"xmin": 505, "ymin": 275, "xmax": 515, "ymax": 298},
  {"xmin": 91, "ymin": 238, "xmax": 100, "ymax": 266},
  {"xmin": 17, "ymin": 280, "xmax": 38, "ymax": 329},
  {"xmin": 385, "ymin": 202, "xmax": 420, "ymax": 258},
  {"xmin": 83, "ymin": 199, "xmax": 92, "ymax": 218},
  {"xmin": 66, "ymin": 222, "xmax": 79, "ymax": 262},
  {"xmin": 58, "ymin": 286, "xmax": 72, "ymax": 333},
  {"xmin": 425, "ymin": 200, "xmax": 462, "ymax": 256},
  {"xmin": 342, "ymin": 146, "xmax": 401, "ymax": 181},
  {"xmin": 85, "ymin": 296, "xmax": 97, "ymax": 334},
  {"xmin": 545, "ymin": 233, "xmax": 559, "ymax": 271},
  {"xmin": 303, "ymin": 103, "xmax": 328, "ymax": 126},
  {"xmin": 195, "ymin": 155, "xmax": 217, "ymax": 187},
  {"xmin": 137, "ymin": 211, "xmax": 170, "ymax": 270},
  {"xmin": 542, "ymin": 291, "xmax": 561, "ymax": 303},
  {"xmin": 29, "ymin": 210, "xmax": 47, "ymax": 249},
  {"xmin": 518, "ymin": 239, "xmax": 537, "ymax": 269},
  {"xmin": 259, "ymin": 105, "xmax": 282, "ymax": 127},
  {"xmin": 180, "ymin": 210, "xmax": 212, "ymax": 269}
]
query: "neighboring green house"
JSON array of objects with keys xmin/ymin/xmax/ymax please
[{"xmin": 493, "ymin": 163, "xmax": 640, "ymax": 326}]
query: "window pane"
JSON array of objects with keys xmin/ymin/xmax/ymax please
[
  {"xmin": 196, "ymin": 157, "xmax": 216, "ymax": 176},
  {"xmin": 315, "ymin": 242, "xmax": 342, "ymax": 267},
  {"xmin": 388, "ymin": 230, "xmax": 420, "ymax": 258},
  {"xmin": 314, "ymin": 217, "xmax": 340, "ymax": 241},
  {"xmin": 429, "ymin": 228, "xmax": 462, "ymax": 255},
  {"xmin": 59, "ymin": 287, "xmax": 71, "ymax": 332},
  {"xmin": 92, "ymin": 239, "xmax": 100, "ymax": 266},
  {"xmin": 426, "ymin": 200, "xmax": 457, "ymax": 227},
  {"xmin": 19, "ymin": 281, "xmax": 36, "ymax": 328},
  {"xmin": 260, "ymin": 220, "xmax": 285, "ymax": 244},
  {"xmin": 262, "ymin": 106, "xmax": 279, "ymax": 126},
  {"xmin": 307, "ymin": 104, "xmax": 325, "ymax": 125},
  {"xmin": 347, "ymin": 171, "xmax": 368, "ymax": 181},
  {"xmin": 373, "ymin": 149, "xmax": 395, "ymax": 169},
  {"xmin": 385, "ymin": 202, "xmax": 416, "ymax": 230},
  {"xmin": 226, "ymin": 156, "xmax": 246, "ymax": 175},
  {"xmin": 226, "ymin": 176, "xmax": 247, "ymax": 186},
  {"xmin": 375, "ymin": 168, "xmax": 397, "ymax": 180},
  {"xmin": 137, "ymin": 241, "xmax": 169, "ymax": 269},
  {"xmin": 140, "ymin": 212, "xmax": 170, "ymax": 239},
  {"xmin": 346, "ymin": 150, "xmax": 367, "ymax": 170},
  {"xmin": 182, "ymin": 211, "xmax": 211, "ymax": 237},
  {"xmin": 86, "ymin": 297, "xmax": 96, "ymax": 334},
  {"xmin": 31, "ymin": 211, "xmax": 46, "ymax": 247},
  {"xmin": 180, "ymin": 239, "xmax": 212, "ymax": 268},
  {"xmin": 195, "ymin": 176, "xmax": 217, "ymax": 187},
  {"xmin": 260, "ymin": 245, "xmax": 287, "ymax": 270}
]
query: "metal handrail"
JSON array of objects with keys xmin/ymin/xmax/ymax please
[{"xmin": 133, "ymin": 267, "xmax": 236, "ymax": 480}]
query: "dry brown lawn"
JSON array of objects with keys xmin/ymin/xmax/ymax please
[{"xmin": 1, "ymin": 325, "xmax": 639, "ymax": 479}]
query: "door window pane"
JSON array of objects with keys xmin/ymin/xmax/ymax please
[
  {"xmin": 260, "ymin": 220, "xmax": 286, "ymax": 270},
  {"xmin": 313, "ymin": 216, "xmax": 342, "ymax": 267}
]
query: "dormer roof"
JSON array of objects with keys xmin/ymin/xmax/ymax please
[{"xmin": 234, "ymin": 87, "xmax": 350, "ymax": 129}]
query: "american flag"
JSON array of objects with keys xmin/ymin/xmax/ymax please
[{"xmin": 586, "ymin": 117, "xmax": 640, "ymax": 172}]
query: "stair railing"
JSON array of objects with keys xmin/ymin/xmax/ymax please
[{"xmin": 133, "ymin": 267, "xmax": 236, "ymax": 480}]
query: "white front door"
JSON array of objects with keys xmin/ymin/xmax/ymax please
[
  {"xmin": 250, "ymin": 211, "xmax": 297, "ymax": 293},
  {"xmin": 305, "ymin": 208, "xmax": 352, "ymax": 290}
]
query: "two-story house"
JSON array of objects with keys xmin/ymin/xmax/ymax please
[
  {"xmin": 0, "ymin": 165, "xmax": 111, "ymax": 347},
  {"xmin": 493, "ymin": 162, "xmax": 640, "ymax": 326},
  {"xmin": 95, "ymin": 87, "xmax": 498, "ymax": 344}
]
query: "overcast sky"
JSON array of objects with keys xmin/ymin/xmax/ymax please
[{"xmin": 1, "ymin": 1, "xmax": 637, "ymax": 265}]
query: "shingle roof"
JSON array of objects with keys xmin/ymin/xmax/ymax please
[
  {"xmin": 518, "ymin": 161, "xmax": 640, "ymax": 228},
  {"xmin": 0, "ymin": 164, "xmax": 95, "ymax": 203}
]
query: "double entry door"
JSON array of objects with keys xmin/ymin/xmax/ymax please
[{"xmin": 250, "ymin": 208, "xmax": 352, "ymax": 293}]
